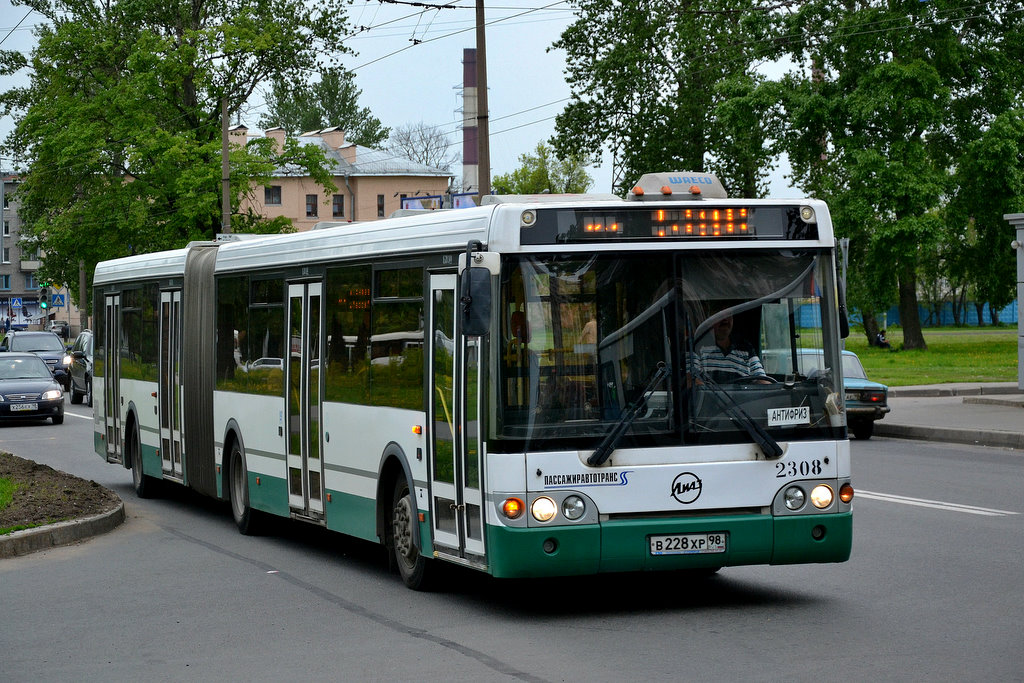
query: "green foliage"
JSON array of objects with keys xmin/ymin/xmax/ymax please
[
  {"xmin": 0, "ymin": 476, "xmax": 15, "ymax": 512},
  {"xmin": 551, "ymin": 0, "xmax": 781, "ymax": 194},
  {"xmin": 0, "ymin": 0, "xmax": 351, "ymax": 303},
  {"xmin": 945, "ymin": 109, "xmax": 1024, "ymax": 313},
  {"xmin": 774, "ymin": 0, "xmax": 1024, "ymax": 349},
  {"xmin": 258, "ymin": 67, "xmax": 390, "ymax": 147},
  {"xmin": 493, "ymin": 142, "xmax": 592, "ymax": 194}
]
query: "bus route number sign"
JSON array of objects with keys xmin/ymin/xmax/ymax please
[{"xmin": 649, "ymin": 532, "xmax": 726, "ymax": 556}]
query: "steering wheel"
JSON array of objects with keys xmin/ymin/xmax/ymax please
[{"xmin": 728, "ymin": 373, "xmax": 778, "ymax": 384}]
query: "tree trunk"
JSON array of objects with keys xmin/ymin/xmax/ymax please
[
  {"xmin": 974, "ymin": 302, "xmax": 985, "ymax": 327},
  {"xmin": 991, "ymin": 306, "xmax": 1000, "ymax": 326},
  {"xmin": 862, "ymin": 313, "xmax": 881, "ymax": 346},
  {"xmin": 898, "ymin": 268, "xmax": 927, "ymax": 350}
]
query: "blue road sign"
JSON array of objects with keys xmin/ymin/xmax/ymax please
[
  {"xmin": 11, "ymin": 297, "xmax": 21, "ymax": 308},
  {"xmin": 52, "ymin": 294, "xmax": 65, "ymax": 308}
]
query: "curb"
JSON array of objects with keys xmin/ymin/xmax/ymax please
[
  {"xmin": 875, "ymin": 423, "xmax": 1024, "ymax": 450},
  {"xmin": 0, "ymin": 500, "xmax": 125, "ymax": 559},
  {"xmin": 888, "ymin": 384, "xmax": 1021, "ymax": 398}
]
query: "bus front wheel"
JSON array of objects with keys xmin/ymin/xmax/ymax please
[
  {"xmin": 391, "ymin": 479, "xmax": 432, "ymax": 590},
  {"xmin": 129, "ymin": 424, "xmax": 155, "ymax": 498},
  {"xmin": 229, "ymin": 442, "xmax": 262, "ymax": 535}
]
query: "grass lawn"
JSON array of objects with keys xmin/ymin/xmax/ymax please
[{"xmin": 845, "ymin": 327, "xmax": 1019, "ymax": 386}]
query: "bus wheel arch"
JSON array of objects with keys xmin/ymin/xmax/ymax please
[
  {"xmin": 224, "ymin": 425, "xmax": 262, "ymax": 535},
  {"xmin": 377, "ymin": 444, "xmax": 432, "ymax": 589},
  {"xmin": 125, "ymin": 406, "xmax": 155, "ymax": 498}
]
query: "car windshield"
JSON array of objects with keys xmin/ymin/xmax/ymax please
[
  {"xmin": 0, "ymin": 357, "xmax": 52, "ymax": 379},
  {"xmin": 10, "ymin": 334, "xmax": 65, "ymax": 352},
  {"xmin": 494, "ymin": 250, "xmax": 845, "ymax": 450}
]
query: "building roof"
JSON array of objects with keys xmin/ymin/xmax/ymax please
[{"xmin": 266, "ymin": 132, "xmax": 453, "ymax": 180}]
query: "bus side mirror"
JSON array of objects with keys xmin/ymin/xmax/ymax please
[
  {"xmin": 461, "ymin": 266, "xmax": 491, "ymax": 337},
  {"xmin": 459, "ymin": 240, "xmax": 496, "ymax": 337}
]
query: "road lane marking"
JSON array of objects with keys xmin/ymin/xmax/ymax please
[
  {"xmin": 857, "ymin": 490, "xmax": 1019, "ymax": 517},
  {"xmin": 65, "ymin": 411, "xmax": 92, "ymax": 420}
]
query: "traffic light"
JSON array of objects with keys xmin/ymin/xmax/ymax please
[{"xmin": 39, "ymin": 285, "xmax": 49, "ymax": 310}]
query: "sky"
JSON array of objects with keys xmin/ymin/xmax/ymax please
[{"xmin": 0, "ymin": 0, "xmax": 796, "ymax": 196}]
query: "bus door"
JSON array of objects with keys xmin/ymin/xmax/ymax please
[
  {"xmin": 428, "ymin": 274, "xmax": 485, "ymax": 560},
  {"xmin": 286, "ymin": 281, "xmax": 325, "ymax": 518},
  {"xmin": 102, "ymin": 293, "xmax": 122, "ymax": 464},
  {"xmin": 158, "ymin": 289, "xmax": 183, "ymax": 480}
]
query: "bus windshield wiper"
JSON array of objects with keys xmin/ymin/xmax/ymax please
[
  {"xmin": 695, "ymin": 370, "xmax": 784, "ymax": 460},
  {"xmin": 587, "ymin": 362, "xmax": 669, "ymax": 467}
]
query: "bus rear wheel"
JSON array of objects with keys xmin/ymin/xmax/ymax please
[
  {"xmin": 229, "ymin": 442, "xmax": 262, "ymax": 535},
  {"xmin": 391, "ymin": 479, "xmax": 432, "ymax": 590}
]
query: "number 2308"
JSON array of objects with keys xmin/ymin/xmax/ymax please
[{"xmin": 775, "ymin": 459, "xmax": 823, "ymax": 478}]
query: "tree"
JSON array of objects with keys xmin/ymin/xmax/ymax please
[
  {"xmin": 774, "ymin": 1, "xmax": 1024, "ymax": 349},
  {"xmin": 0, "ymin": 0, "xmax": 349, "ymax": 301},
  {"xmin": 946, "ymin": 109, "xmax": 1024, "ymax": 322},
  {"xmin": 386, "ymin": 122, "xmax": 459, "ymax": 175},
  {"xmin": 258, "ymin": 67, "xmax": 389, "ymax": 147},
  {"xmin": 492, "ymin": 142, "xmax": 592, "ymax": 195},
  {"xmin": 551, "ymin": 0, "xmax": 782, "ymax": 195}
]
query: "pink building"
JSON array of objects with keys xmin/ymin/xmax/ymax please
[{"xmin": 239, "ymin": 127, "xmax": 454, "ymax": 231}]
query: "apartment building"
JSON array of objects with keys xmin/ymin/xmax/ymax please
[
  {"xmin": 0, "ymin": 173, "xmax": 85, "ymax": 337},
  {"xmin": 239, "ymin": 126, "xmax": 454, "ymax": 231}
]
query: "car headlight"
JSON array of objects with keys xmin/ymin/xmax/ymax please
[
  {"xmin": 42, "ymin": 389, "xmax": 62, "ymax": 400},
  {"xmin": 62, "ymin": 355, "xmax": 73, "ymax": 366}
]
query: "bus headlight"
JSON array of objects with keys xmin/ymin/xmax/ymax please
[
  {"xmin": 783, "ymin": 486, "xmax": 806, "ymax": 510},
  {"xmin": 810, "ymin": 484, "xmax": 834, "ymax": 509},
  {"xmin": 561, "ymin": 495, "xmax": 586, "ymax": 520},
  {"xmin": 531, "ymin": 496, "xmax": 557, "ymax": 522}
]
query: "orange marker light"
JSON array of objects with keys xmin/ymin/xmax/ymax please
[
  {"xmin": 840, "ymin": 483, "xmax": 854, "ymax": 503},
  {"xmin": 502, "ymin": 497, "xmax": 525, "ymax": 520},
  {"xmin": 689, "ymin": 185, "xmax": 702, "ymax": 195},
  {"xmin": 660, "ymin": 185, "xmax": 673, "ymax": 195},
  {"xmin": 412, "ymin": 425, "xmax": 422, "ymax": 435}
]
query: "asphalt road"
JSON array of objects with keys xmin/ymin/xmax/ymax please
[{"xmin": 1, "ymin": 400, "xmax": 1021, "ymax": 681}]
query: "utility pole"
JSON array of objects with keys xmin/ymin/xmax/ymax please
[
  {"xmin": 474, "ymin": 0, "xmax": 490, "ymax": 201},
  {"xmin": 221, "ymin": 96, "xmax": 231, "ymax": 234},
  {"xmin": 79, "ymin": 259, "xmax": 88, "ymax": 332},
  {"xmin": 1004, "ymin": 212, "xmax": 1024, "ymax": 390}
]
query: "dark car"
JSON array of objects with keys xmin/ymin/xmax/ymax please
[
  {"xmin": 68, "ymin": 329, "xmax": 94, "ymax": 406},
  {"xmin": 0, "ymin": 330, "xmax": 72, "ymax": 391},
  {"xmin": 0, "ymin": 352, "xmax": 65, "ymax": 424}
]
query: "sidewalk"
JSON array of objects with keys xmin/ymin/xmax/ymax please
[{"xmin": 878, "ymin": 382, "xmax": 1024, "ymax": 450}]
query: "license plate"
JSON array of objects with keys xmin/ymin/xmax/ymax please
[
  {"xmin": 650, "ymin": 532, "xmax": 726, "ymax": 556},
  {"xmin": 11, "ymin": 403, "xmax": 38, "ymax": 412}
]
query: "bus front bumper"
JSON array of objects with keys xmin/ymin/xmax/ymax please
[{"xmin": 485, "ymin": 512, "xmax": 852, "ymax": 579}]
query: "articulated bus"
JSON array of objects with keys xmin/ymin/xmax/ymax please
[{"xmin": 92, "ymin": 172, "xmax": 853, "ymax": 589}]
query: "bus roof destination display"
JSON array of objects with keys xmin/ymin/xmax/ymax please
[{"xmin": 522, "ymin": 206, "xmax": 818, "ymax": 244}]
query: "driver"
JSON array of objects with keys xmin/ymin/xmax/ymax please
[{"xmin": 691, "ymin": 314, "xmax": 769, "ymax": 383}]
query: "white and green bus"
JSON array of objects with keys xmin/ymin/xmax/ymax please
[{"xmin": 92, "ymin": 172, "xmax": 854, "ymax": 589}]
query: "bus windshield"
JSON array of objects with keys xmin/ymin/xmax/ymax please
[{"xmin": 496, "ymin": 250, "xmax": 843, "ymax": 450}]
